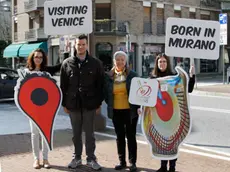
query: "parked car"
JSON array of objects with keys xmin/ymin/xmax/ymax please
[{"xmin": 0, "ymin": 67, "xmax": 19, "ymax": 100}]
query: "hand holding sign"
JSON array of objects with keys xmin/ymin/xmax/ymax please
[
  {"xmin": 14, "ymin": 70, "xmax": 62, "ymax": 150},
  {"xmin": 129, "ymin": 78, "xmax": 159, "ymax": 107}
]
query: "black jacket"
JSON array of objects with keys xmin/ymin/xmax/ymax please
[{"xmin": 60, "ymin": 52, "xmax": 104, "ymax": 110}]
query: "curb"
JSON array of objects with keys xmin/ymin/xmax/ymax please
[{"xmin": 192, "ymin": 90, "xmax": 230, "ymax": 97}]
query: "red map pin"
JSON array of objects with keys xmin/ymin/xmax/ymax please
[{"xmin": 14, "ymin": 70, "xmax": 62, "ymax": 150}]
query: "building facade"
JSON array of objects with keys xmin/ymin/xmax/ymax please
[
  {"xmin": 0, "ymin": 0, "xmax": 11, "ymax": 42},
  {"xmin": 4, "ymin": 0, "xmax": 48, "ymax": 68},
  {"xmin": 94, "ymin": 0, "xmax": 221, "ymax": 76},
  {"xmin": 6, "ymin": 0, "xmax": 223, "ymax": 76}
]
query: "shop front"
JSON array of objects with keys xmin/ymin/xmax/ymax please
[
  {"xmin": 141, "ymin": 44, "xmax": 163, "ymax": 77},
  {"xmin": 96, "ymin": 42, "xmax": 113, "ymax": 72},
  {"xmin": 199, "ymin": 59, "xmax": 219, "ymax": 73},
  {"xmin": 3, "ymin": 42, "xmax": 47, "ymax": 69}
]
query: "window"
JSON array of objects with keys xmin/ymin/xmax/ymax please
[
  {"xmin": 157, "ymin": 8, "xmax": 164, "ymax": 35},
  {"xmin": 29, "ymin": 17, "xmax": 34, "ymax": 29},
  {"xmin": 190, "ymin": 12, "xmax": 196, "ymax": 19},
  {"xmin": 0, "ymin": 73, "xmax": 7, "ymax": 80},
  {"xmin": 143, "ymin": 7, "xmax": 151, "ymax": 33},
  {"xmin": 39, "ymin": 16, "xmax": 44, "ymax": 28},
  {"xmin": 14, "ymin": 22, "xmax": 18, "ymax": 32},
  {"xmin": 200, "ymin": 14, "xmax": 210, "ymax": 20},
  {"xmin": 174, "ymin": 10, "xmax": 181, "ymax": 18},
  {"xmin": 95, "ymin": 3, "xmax": 111, "ymax": 32},
  {"xmin": 95, "ymin": 3, "xmax": 111, "ymax": 19},
  {"xmin": 0, "ymin": 70, "xmax": 18, "ymax": 80}
]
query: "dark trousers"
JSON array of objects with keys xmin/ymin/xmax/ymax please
[
  {"xmin": 69, "ymin": 109, "xmax": 96, "ymax": 162},
  {"xmin": 112, "ymin": 109, "xmax": 138, "ymax": 164},
  {"xmin": 161, "ymin": 159, "xmax": 177, "ymax": 168}
]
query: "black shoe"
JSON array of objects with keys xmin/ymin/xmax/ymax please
[
  {"xmin": 156, "ymin": 167, "xmax": 167, "ymax": 172},
  {"xmin": 129, "ymin": 163, "xmax": 137, "ymax": 172},
  {"xmin": 114, "ymin": 163, "xmax": 126, "ymax": 170},
  {"xmin": 168, "ymin": 167, "xmax": 176, "ymax": 172}
]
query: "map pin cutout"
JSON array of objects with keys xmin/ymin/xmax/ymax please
[{"xmin": 14, "ymin": 70, "xmax": 62, "ymax": 150}]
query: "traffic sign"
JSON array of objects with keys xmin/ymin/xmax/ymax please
[{"xmin": 219, "ymin": 13, "xmax": 227, "ymax": 45}]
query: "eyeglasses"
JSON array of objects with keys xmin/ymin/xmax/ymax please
[
  {"xmin": 159, "ymin": 60, "xmax": 167, "ymax": 63},
  {"xmin": 34, "ymin": 56, "xmax": 43, "ymax": 59}
]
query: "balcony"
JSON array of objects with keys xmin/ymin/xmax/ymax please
[
  {"xmin": 200, "ymin": 0, "xmax": 220, "ymax": 9},
  {"xmin": 221, "ymin": 0, "xmax": 230, "ymax": 10},
  {"xmin": 94, "ymin": 19, "xmax": 127, "ymax": 36},
  {"xmin": 24, "ymin": 0, "xmax": 46, "ymax": 13},
  {"xmin": 25, "ymin": 28, "xmax": 48, "ymax": 42}
]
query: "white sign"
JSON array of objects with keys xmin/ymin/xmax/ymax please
[
  {"xmin": 165, "ymin": 17, "xmax": 220, "ymax": 60},
  {"xmin": 44, "ymin": 0, "xmax": 92, "ymax": 35},
  {"xmin": 129, "ymin": 78, "xmax": 158, "ymax": 107},
  {"xmin": 59, "ymin": 35, "xmax": 70, "ymax": 53},
  {"xmin": 219, "ymin": 13, "xmax": 228, "ymax": 45}
]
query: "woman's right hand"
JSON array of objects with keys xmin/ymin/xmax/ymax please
[
  {"xmin": 137, "ymin": 108, "xmax": 142, "ymax": 115},
  {"xmin": 63, "ymin": 107, "xmax": 70, "ymax": 114}
]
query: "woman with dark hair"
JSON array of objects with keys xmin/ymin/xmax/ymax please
[
  {"xmin": 25, "ymin": 48, "xmax": 67, "ymax": 169},
  {"xmin": 26, "ymin": 48, "xmax": 62, "ymax": 75},
  {"xmin": 139, "ymin": 53, "xmax": 195, "ymax": 172}
]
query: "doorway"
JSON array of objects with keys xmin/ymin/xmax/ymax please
[{"xmin": 96, "ymin": 42, "xmax": 113, "ymax": 72}]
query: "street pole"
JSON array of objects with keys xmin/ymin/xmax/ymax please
[
  {"xmin": 126, "ymin": 34, "xmax": 130, "ymax": 61},
  {"xmin": 223, "ymin": 45, "xmax": 225, "ymax": 84},
  {"xmin": 219, "ymin": 11, "xmax": 227, "ymax": 84}
]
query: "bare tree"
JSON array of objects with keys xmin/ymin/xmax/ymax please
[{"xmin": 0, "ymin": 12, "xmax": 11, "ymax": 43}]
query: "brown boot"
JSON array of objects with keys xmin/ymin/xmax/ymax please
[
  {"xmin": 33, "ymin": 159, "xmax": 40, "ymax": 169},
  {"xmin": 43, "ymin": 159, "xmax": 51, "ymax": 169}
]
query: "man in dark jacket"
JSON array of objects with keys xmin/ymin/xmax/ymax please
[{"xmin": 60, "ymin": 34, "xmax": 104, "ymax": 171}]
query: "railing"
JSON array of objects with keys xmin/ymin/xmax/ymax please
[
  {"xmin": 200, "ymin": 0, "xmax": 220, "ymax": 8},
  {"xmin": 94, "ymin": 19, "xmax": 127, "ymax": 34},
  {"xmin": 221, "ymin": 1, "xmax": 230, "ymax": 10},
  {"xmin": 24, "ymin": 0, "xmax": 36, "ymax": 12},
  {"xmin": 25, "ymin": 28, "xmax": 47, "ymax": 41}
]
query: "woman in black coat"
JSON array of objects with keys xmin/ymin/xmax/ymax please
[
  {"xmin": 152, "ymin": 53, "xmax": 195, "ymax": 172},
  {"xmin": 139, "ymin": 53, "xmax": 195, "ymax": 172}
]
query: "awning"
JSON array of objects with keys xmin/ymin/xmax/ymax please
[
  {"xmin": 3, "ymin": 43, "xmax": 24, "ymax": 58},
  {"xmin": 19, "ymin": 42, "xmax": 48, "ymax": 57}
]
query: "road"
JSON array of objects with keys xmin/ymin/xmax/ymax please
[
  {"xmin": 103, "ymin": 93, "xmax": 230, "ymax": 156},
  {"xmin": 187, "ymin": 94, "xmax": 230, "ymax": 154},
  {"xmin": 1, "ymin": 92, "xmax": 230, "ymax": 158}
]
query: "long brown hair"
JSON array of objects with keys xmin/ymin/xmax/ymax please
[
  {"xmin": 152, "ymin": 53, "xmax": 173, "ymax": 77},
  {"xmin": 26, "ymin": 48, "xmax": 48, "ymax": 71}
]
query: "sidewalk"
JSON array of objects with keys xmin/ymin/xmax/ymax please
[
  {"xmin": 1, "ymin": 129, "xmax": 230, "ymax": 172},
  {"xmin": 193, "ymin": 84, "xmax": 230, "ymax": 96}
]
